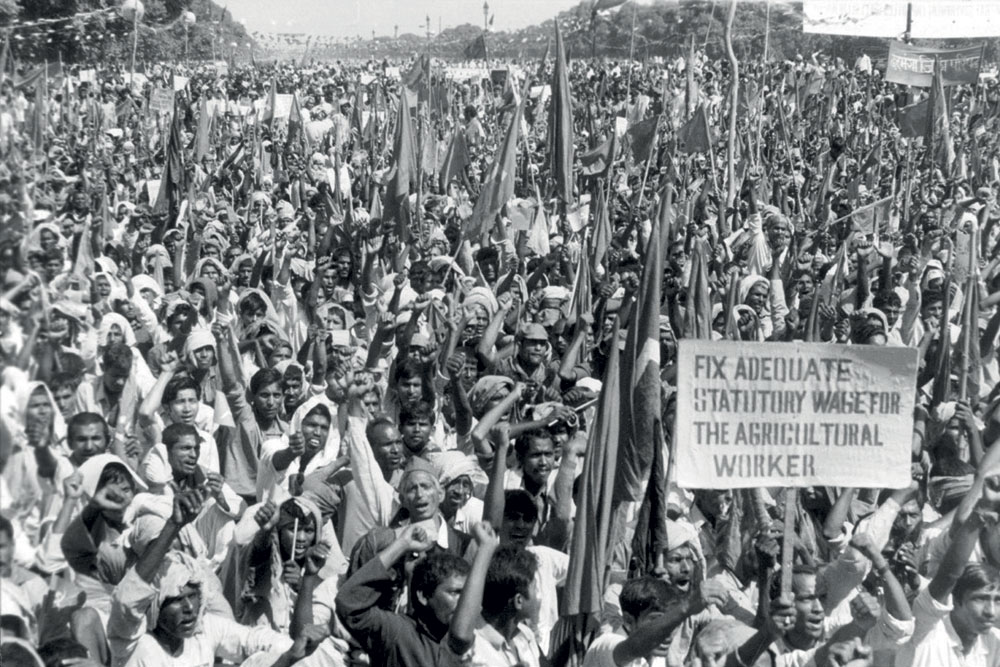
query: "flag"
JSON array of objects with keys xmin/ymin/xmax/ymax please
[
  {"xmin": 627, "ymin": 115, "xmax": 658, "ymax": 163},
  {"xmin": 569, "ymin": 238, "xmax": 592, "ymax": 328},
  {"xmin": 261, "ymin": 79, "xmax": 277, "ymax": 130},
  {"xmin": 686, "ymin": 36, "xmax": 697, "ymax": 118},
  {"xmin": 465, "ymin": 82, "xmax": 527, "ymax": 240},
  {"xmin": 926, "ymin": 57, "xmax": 955, "ymax": 172},
  {"xmin": 630, "ymin": 407, "xmax": 668, "ymax": 577},
  {"xmin": 29, "ymin": 71, "xmax": 47, "ymax": 155},
  {"xmin": 897, "ymin": 99, "xmax": 929, "ymax": 139},
  {"xmin": 594, "ymin": 0, "xmax": 627, "ymax": 10},
  {"xmin": 464, "ymin": 34, "xmax": 487, "ymax": 60},
  {"xmin": 677, "ymin": 104, "xmax": 711, "ymax": 154},
  {"xmin": 383, "ymin": 93, "xmax": 418, "ymax": 239},
  {"xmin": 153, "ymin": 109, "xmax": 186, "ymax": 225},
  {"xmin": 0, "ymin": 32, "xmax": 11, "ymax": 87},
  {"xmin": 195, "ymin": 96, "xmax": 211, "ymax": 162},
  {"xmin": 682, "ymin": 238, "xmax": 713, "ymax": 340},
  {"xmin": 578, "ymin": 132, "xmax": 616, "ymax": 178},
  {"xmin": 564, "ymin": 313, "xmax": 624, "ymax": 617},
  {"xmin": 549, "ymin": 21, "xmax": 574, "ymax": 204},
  {"xmin": 403, "ymin": 53, "xmax": 431, "ymax": 103},
  {"xmin": 591, "ymin": 186, "xmax": 612, "ymax": 273},
  {"xmin": 615, "ymin": 190, "xmax": 663, "ymax": 504},
  {"xmin": 286, "ymin": 93, "xmax": 308, "ymax": 152},
  {"xmin": 351, "ymin": 78, "xmax": 366, "ymax": 139},
  {"xmin": 440, "ymin": 127, "xmax": 471, "ymax": 191},
  {"xmin": 931, "ymin": 273, "xmax": 953, "ymax": 407},
  {"xmin": 959, "ymin": 273, "xmax": 983, "ymax": 401}
]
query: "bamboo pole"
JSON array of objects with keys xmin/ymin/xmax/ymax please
[{"xmin": 723, "ymin": 0, "xmax": 738, "ymax": 236}]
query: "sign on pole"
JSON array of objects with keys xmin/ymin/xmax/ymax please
[
  {"xmin": 885, "ymin": 42, "xmax": 983, "ymax": 88},
  {"xmin": 149, "ymin": 87, "xmax": 175, "ymax": 115},
  {"xmin": 675, "ymin": 340, "xmax": 917, "ymax": 490}
]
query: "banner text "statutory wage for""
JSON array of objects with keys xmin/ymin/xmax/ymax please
[{"xmin": 674, "ymin": 340, "xmax": 918, "ymax": 490}]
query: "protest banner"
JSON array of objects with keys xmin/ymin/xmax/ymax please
[
  {"xmin": 272, "ymin": 93, "xmax": 294, "ymax": 120},
  {"xmin": 675, "ymin": 340, "xmax": 918, "ymax": 490},
  {"xmin": 885, "ymin": 42, "xmax": 983, "ymax": 87},
  {"xmin": 804, "ymin": 0, "xmax": 1000, "ymax": 39},
  {"xmin": 149, "ymin": 87, "xmax": 175, "ymax": 115}
]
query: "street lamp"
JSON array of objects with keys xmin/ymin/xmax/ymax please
[{"xmin": 483, "ymin": 1, "xmax": 489, "ymax": 32}]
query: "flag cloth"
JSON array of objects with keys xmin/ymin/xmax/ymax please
[
  {"xmin": 682, "ymin": 238, "xmax": 713, "ymax": 340},
  {"xmin": 383, "ymin": 92, "xmax": 418, "ymax": 239},
  {"xmin": 569, "ymin": 238, "xmax": 592, "ymax": 328},
  {"xmin": 677, "ymin": 104, "xmax": 711, "ymax": 154},
  {"xmin": 439, "ymin": 127, "xmax": 471, "ymax": 191},
  {"xmin": 926, "ymin": 57, "xmax": 955, "ymax": 172},
  {"xmin": 627, "ymin": 116, "xmax": 658, "ymax": 163},
  {"xmin": 194, "ymin": 96, "xmax": 211, "ymax": 162},
  {"xmin": 959, "ymin": 272, "xmax": 982, "ymax": 400},
  {"xmin": 351, "ymin": 78, "xmax": 366, "ymax": 139},
  {"xmin": 403, "ymin": 53, "xmax": 431, "ymax": 104},
  {"xmin": 594, "ymin": 0, "xmax": 627, "ymax": 11},
  {"xmin": 465, "ymin": 82, "xmax": 527, "ymax": 240},
  {"xmin": 578, "ymin": 132, "xmax": 616, "ymax": 178},
  {"xmin": 629, "ymin": 412, "xmax": 668, "ymax": 577},
  {"xmin": 29, "ymin": 72, "xmax": 46, "ymax": 155},
  {"xmin": 261, "ymin": 79, "xmax": 277, "ymax": 130},
  {"xmin": 931, "ymin": 272, "xmax": 953, "ymax": 408},
  {"xmin": 286, "ymin": 93, "xmax": 308, "ymax": 153},
  {"xmin": 614, "ymin": 191, "xmax": 663, "ymax": 505},
  {"xmin": 464, "ymin": 34, "xmax": 488, "ymax": 60},
  {"xmin": 563, "ymin": 314, "xmax": 624, "ymax": 617},
  {"xmin": 549, "ymin": 22, "xmax": 575, "ymax": 204},
  {"xmin": 591, "ymin": 186, "xmax": 612, "ymax": 273},
  {"xmin": 0, "ymin": 32, "xmax": 11, "ymax": 87},
  {"xmin": 153, "ymin": 107, "xmax": 186, "ymax": 226}
]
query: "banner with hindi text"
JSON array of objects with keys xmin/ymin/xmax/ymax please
[{"xmin": 885, "ymin": 42, "xmax": 982, "ymax": 87}]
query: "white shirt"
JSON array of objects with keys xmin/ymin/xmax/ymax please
[
  {"xmin": 896, "ymin": 587, "xmax": 1000, "ymax": 667},
  {"xmin": 470, "ymin": 617, "xmax": 542, "ymax": 667},
  {"xmin": 125, "ymin": 615, "xmax": 291, "ymax": 667},
  {"xmin": 526, "ymin": 545, "xmax": 568, "ymax": 655}
]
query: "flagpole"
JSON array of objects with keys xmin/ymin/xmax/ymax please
[
  {"xmin": 130, "ymin": 4, "xmax": 139, "ymax": 87},
  {"xmin": 636, "ymin": 116, "xmax": 659, "ymax": 213},
  {"xmin": 763, "ymin": 0, "xmax": 771, "ymax": 63},
  {"xmin": 722, "ymin": 0, "xmax": 738, "ymax": 235},
  {"xmin": 625, "ymin": 4, "xmax": 637, "ymax": 100}
]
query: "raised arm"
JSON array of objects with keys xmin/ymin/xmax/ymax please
[
  {"xmin": 475, "ymin": 299, "xmax": 512, "ymax": 368},
  {"xmin": 447, "ymin": 523, "xmax": 499, "ymax": 657}
]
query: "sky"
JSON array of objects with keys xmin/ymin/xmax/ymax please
[{"xmin": 226, "ymin": 0, "xmax": 589, "ymax": 38}]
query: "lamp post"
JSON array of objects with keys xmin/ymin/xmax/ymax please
[{"xmin": 483, "ymin": 1, "xmax": 489, "ymax": 32}]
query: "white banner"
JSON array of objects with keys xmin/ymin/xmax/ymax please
[
  {"xmin": 675, "ymin": 340, "xmax": 917, "ymax": 490},
  {"xmin": 803, "ymin": 0, "xmax": 1000, "ymax": 39}
]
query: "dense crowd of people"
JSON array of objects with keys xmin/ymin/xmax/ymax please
[{"xmin": 0, "ymin": 28, "xmax": 998, "ymax": 667}]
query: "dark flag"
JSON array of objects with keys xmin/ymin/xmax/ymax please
[
  {"xmin": 677, "ymin": 104, "xmax": 711, "ymax": 154},
  {"xmin": 682, "ymin": 238, "xmax": 713, "ymax": 340},
  {"xmin": 591, "ymin": 186, "xmax": 612, "ymax": 273},
  {"xmin": 153, "ymin": 109, "xmax": 186, "ymax": 226},
  {"xmin": 465, "ymin": 81, "xmax": 527, "ymax": 240},
  {"xmin": 615, "ymin": 185, "xmax": 663, "ymax": 504},
  {"xmin": 578, "ymin": 132, "xmax": 616, "ymax": 178},
  {"xmin": 440, "ymin": 127, "xmax": 471, "ymax": 192},
  {"xmin": 549, "ymin": 21, "xmax": 574, "ymax": 203},
  {"xmin": 383, "ymin": 93, "xmax": 418, "ymax": 240},
  {"xmin": 926, "ymin": 57, "xmax": 955, "ymax": 172},
  {"xmin": 627, "ymin": 115, "xmax": 658, "ymax": 163},
  {"xmin": 464, "ymin": 34, "xmax": 488, "ymax": 60}
]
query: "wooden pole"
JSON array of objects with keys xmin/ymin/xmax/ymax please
[
  {"xmin": 780, "ymin": 489, "xmax": 796, "ymax": 597},
  {"xmin": 723, "ymin": 0, "xmax": 738, "ymax": 235}
]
